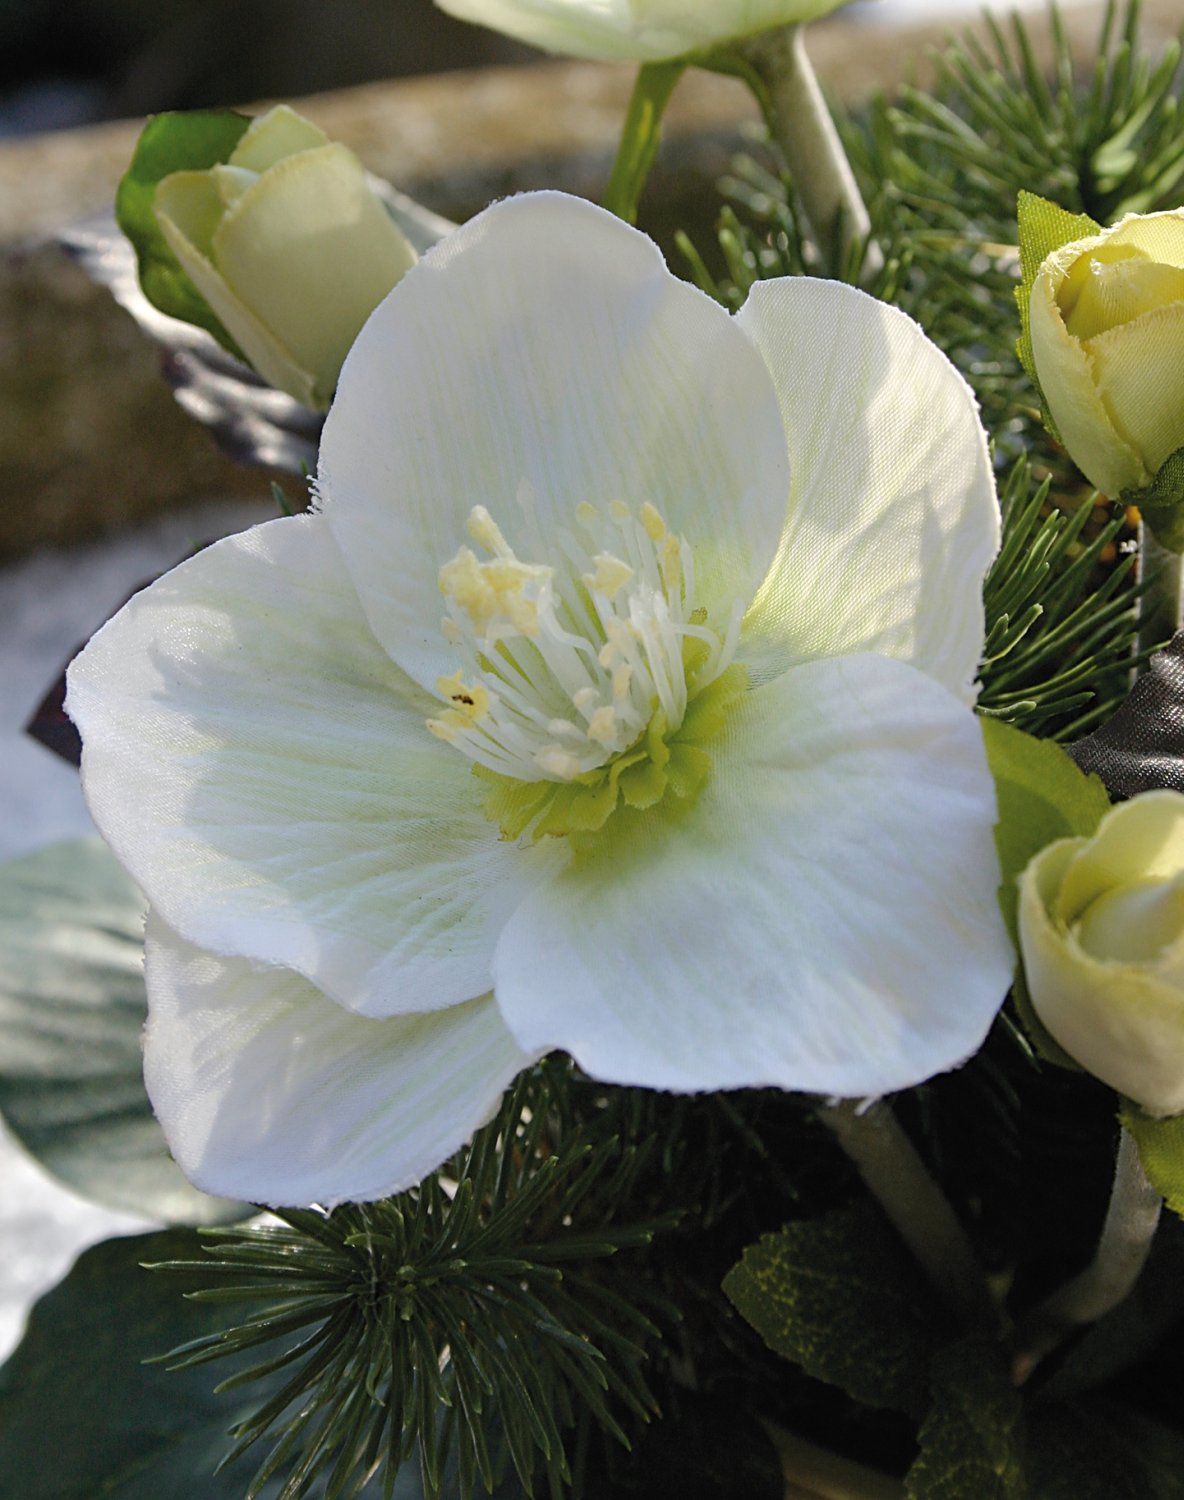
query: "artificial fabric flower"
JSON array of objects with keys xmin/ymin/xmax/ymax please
[
  {"xmin": 67, "ymin": 192, "xmax": 1012, "ymax": 1207},
  {"xmin": 433, "ymin": 0, "xmax": 851, "ymax": 63},
  {"xmin": 1020, "ymin": 791, "xmax": 1184, "ymax": 1116},
  {"xmin": 154, "ymin": 104, "xmax": 418, "ymax": 409},
  {"xmin": 1025, "ymin": 201, "xmax": 1184, "ymax": 498}
]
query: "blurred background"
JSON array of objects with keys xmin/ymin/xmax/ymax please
[{"xmin": 0, "ymin": 0, "xmax": 1083, "ymax": 138}]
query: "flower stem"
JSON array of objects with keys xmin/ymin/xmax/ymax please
[
  {"xmin": 1011, "ymin": 1126, "xmax": 1162, "ymax": 1385},
  {"xmin": 1137, "ymin": 521, "xmax": 1184, "ymax": 661},
  {"xmin": 603, "ymin": 59, "xmax": 688, "ymax": 225},
  {"xmin": 740, "ymin": 24, "xmax": 876, "ymax": 279},
  {"xmin": 819, "ymin": 1100, "xmax": 1002, "ymax": 1336}
]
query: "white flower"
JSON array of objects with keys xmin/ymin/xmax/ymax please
[
  {"xmin": 67, "ymin": 192, "xmax": 1012, "ymax": 1207},
  {"xmin": 433, "ymin": 0, "xmax": 851, "ymax": 63}
]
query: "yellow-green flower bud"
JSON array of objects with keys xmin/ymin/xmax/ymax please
[
  {"xmin": 1027, "ymin": 208, "xmax": 1184, "ymax": 498},
  {"xmin": 1019, "ymin": 791, "xmax": 1184, "ymax": 1116},
  {"xmin": 154, "ymin": 105, "xmax": 417, "ymax": 409}
]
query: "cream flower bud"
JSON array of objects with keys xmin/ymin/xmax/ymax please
[
  {"xmin": 1019, "ymin": 791, "xmax": 1184, "ymax": 1116},
  {"xmin": 433, "ymin": 0, "xmax": 852, "ymax": 64},
  {"xmin": 154, "ymin": 105, "xmax": 417, "ymax": 409},
  {"xmin": 1028, "ymin": 207, "xmax": 1184, "ymax": 498}
]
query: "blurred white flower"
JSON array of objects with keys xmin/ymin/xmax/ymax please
[
  {"xmin": 433, "ymin": 0, "xmax": 852, "ymax": 63},
  {"xmin": 68, "ymin": 192, "xmax": 1011, "ymax": 1206}
]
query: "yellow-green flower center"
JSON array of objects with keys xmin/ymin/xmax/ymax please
[{"xmin": 426, "ymin": 498, "xmax": 746, "ymax": 839}]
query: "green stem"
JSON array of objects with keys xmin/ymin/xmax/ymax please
[
  {"xmin": 1012, "ymin": 1126, "xmax": 1162, "ymax": 1385},
  {"xmin": 739, "ymin": 24, "xmax": 876, "ymax": 280},
  {"xmin": 603, "ymin": 59, "xmax": 688, "ymax": 225},
  {"xmin": 1137, "ymin": 519, "xmax": 1184, "ymax": 661},
  {"xmin": 819, "ymin": 1100, "xmax": 1002, "ymax": 1337}
]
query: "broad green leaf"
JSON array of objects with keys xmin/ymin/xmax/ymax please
[
  {"xmin": 1121, "ymin": 1106, "xmax": 1184, "ymax": 1220},
  {"xmin": 905, "ymin": 1340, "xmax": 1025, "ymax": 1500},
  {"xmin": 722, "ymin": 1202, "xmax": 946, "ymax": 1417},
  {"xmin": 115, "ymin": 109, "xmax": 249, "ymax": 354},
  {"xmin": 0, "ymin": 838, "xmax": 245, "ymax": 1224},
  {"xmin": 0, "ymin": 1230, "xmax": 281, "ymax": 1499},
  {"xmin": 1015, "ymin": 190, "xmax": 1101, "ymax": 409},
  {"xmin": 981, "ymin": 717, "xmax": 1112, "ymax": 944}
]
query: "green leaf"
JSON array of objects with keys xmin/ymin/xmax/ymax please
[
  {"xmin": 905, "ymin": 1340, "xmax": 1025, "ymax": 1500},
  {"xmin": 115, "ymin": 109, "xmax": 250, "ymax": 354},
  {"xmin": 1014, "ymin": 189, "xmax": 1101, "ymax": 400},
  {"xmin": 1121, "ymin": 1106, "xmax": 1184, "ymax": 1219},
  {"xmin": 981, "ymin": 717, "xmax": 1111, "ymax": 944},
  {"xmin": 0, "ymin": 1231, "xmax": 280, "ymax": 1498},
  {"xmin": 1128, "ymin": 444, "xmax": 1184, "ymax": 551},
  {"xmin": 0, "ymin": 838, "xmax": 245, "ymax": 1224},
  {"xmin": 722, "ymin": 1202, "xmax": 946, "ymax": 1417}
]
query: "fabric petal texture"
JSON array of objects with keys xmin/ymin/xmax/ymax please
[
  {"xmin": 493, "ymin": 653, "xmax": 1012, "ymax": 1098},
  {"xmin": 318, "ymin": 191, "xmax": 789, "ymax": 693},
  {"xmin": 67, "ymin": 513, "xmax": 564, "ymax": 1018},
  {"xmin": 144, "ymin": 914, "xmax": 534, "ymax": 1205},
  {"xmin": 735, "ymin": 277, "xmax": 998, "ymax": 703}
]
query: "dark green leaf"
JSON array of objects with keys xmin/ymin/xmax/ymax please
[
  {"xmin": 1026, "ymin": 1401, "xmax": 1184, "ymax": 1500},
  {"xmin": 905, "ymin": 1340, "xmax": 1025, "ymax": 1500},
  {"xmin": 115, "ymin": 109, "xmax": 249, "ymax": 353},
  {"xmin": 1129, "ymin": 446, "xmax": 1184, "ymax": 552},
  {"xmin": 722, "ymin": 1202, "xmax": 945, "ymax": 1417},
  {"xmin": 0, "ymin": 838, "xmax": 245, "ymax": 1224}
]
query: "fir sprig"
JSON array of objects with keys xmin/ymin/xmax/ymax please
[{"xmin": 148, "ymin": 1062, "xmax": 675, "ymax": 1500}]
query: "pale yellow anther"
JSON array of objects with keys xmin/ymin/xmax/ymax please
[
  {"xmin": 612, "ymin": 664, "xmax": 632, "ymax": 700},
  {"xmin": 439, "ymin": 548, "xmax": 500, "ymax": 634},
  {"xmin": 587, "ymin": 705, "xmax": 619, "ymax": 746},
  {"xmin": 585, "ymin": 553, "xmax": 634, "ymax": 598},
  {"xmin": 435, "ymin": 670, "xmax": 490, "ymax": 723},
  {"xmin": 572, "ymin": 687, "xmax": 600, "ymax": 715},
  {"xmin": 609, "ymin": 499, "xmax": 630, "ymax": 522},
  {"xmin": 641, "ymin": 502, "xmax": 667, "ymax": 543},
  {"xmin": 467, "ymin": 504, "xmax": 511, "ymax": 556},
  {"xmin": 536, "ymin": 746, "xmax": 585, "ymax": 780},
  {"xmin": 575, "ymin": 502, "xmax": 599, "ymax": 528},
  {"xmin": 660, "ymin": 534, "xmax": 682, "ymax": 593},
  {"xmin": 598, "ymin": 642, "xmax": 617, "ymax": 670}
]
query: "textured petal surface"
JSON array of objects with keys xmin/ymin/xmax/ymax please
[
  {"xmin": 433, "ymin": 0, "xmax": 844, "ymax": 62},
  {"xmin": 67, "ymin": 513, "xmax": 563, "ymax": 1017},
  {"xmin": 318, "ymin": 192, "xmax": 789, "ymax": 691},
  {"xmin": 144, "ymin": 914, "xmax": 532, "ymax": 1205},
  {"xmin": 494, "ymin": 654, "xmax": 1012, "ymax": 1097},
  {"xmin": 1087, "ymin": 302, "xmax": 1184, "ymax": 480},
  {"xmin": 735, "ymin": 278, "xmax": 998, "ymax": 702}
]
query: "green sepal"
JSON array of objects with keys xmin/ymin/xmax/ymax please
[
  {"xmin": 980, "ymin": 717, "xmax": 1111, "ymax": 946},
  {"xmin": 722, "ymin": 1202, "xmax": 947, "ymax": 1419},
  {"xmin": 115, "ymin": 109, "xmax": 251, "ymax": 356},
  {"xmin": 602, "ymin": 59, "xmax": 687, "ymax": 225},
  {"xmin": 1120, "ymin": 1105, "xmax": 1184, "ymax": 1220},
  {"xmin": 981, "ymin": 717, "xmax": 1112, "ymax": 1068},
  {"xmin": 1122, "ymin": 443, "xmax": 1184, "ymax": 550},
  {"xmin": 1015, "ymin": 190, "xmax": 1102, "ymax": 431},
  {"xmin": 905, "ymin": 1340, "xmax": 1026, "ymax": 1500}
]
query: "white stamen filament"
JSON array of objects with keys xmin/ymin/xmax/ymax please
[{"xmin": 427, "ymin": 498, "xmax": 740, "ymax": 783}]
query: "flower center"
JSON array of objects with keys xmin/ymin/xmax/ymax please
[{"xmin": 426, "ymin": 498, "xmax": 746, "ymax": 839}]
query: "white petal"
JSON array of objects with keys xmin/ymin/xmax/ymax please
[
  {"xmin": 66, "ymin": 513, "xmax": 563, "ymax": 1017},
  {"xmin": 494, "ymin": 654, "xmax": 1012, "ymax": 1097},
  {"xmin": 318, "ymin": 191, "xmax": 788, "ymax": 691},
  {"xmin": 434, "ymin": 0, "xmax": 845, "ymax": 62},
  {"xmin": 144, "ymin": 914, "xmax": 533, "ymax": 1205},
  {"xmin": 735, "ymin": 278, "xmax": 999, "ymax": 703}
]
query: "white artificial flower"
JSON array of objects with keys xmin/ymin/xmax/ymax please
[
  {"xmin": 67, "ymin": 192, "xmax": 1012, "ymax": 1207},
  {"xmin": 433, "ymin": 0, "xmax": 851, "ymax": 63}
]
